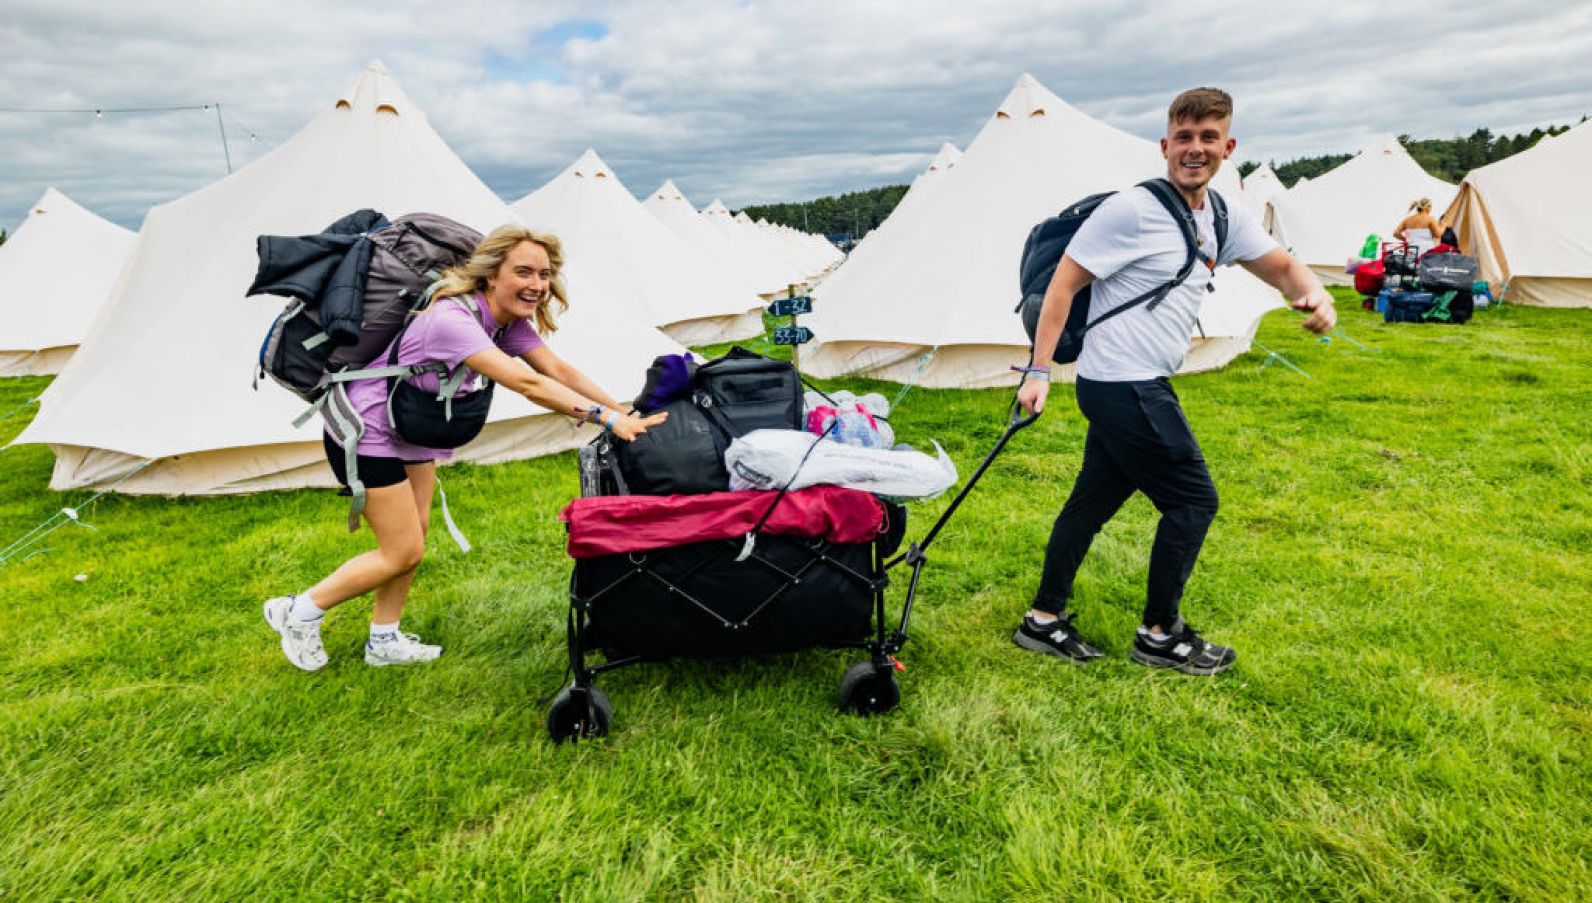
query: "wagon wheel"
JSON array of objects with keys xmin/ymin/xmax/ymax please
[
  {"xmin": 838, "ymin": 661, "xmax": 900, "ymax": 716},
  {"xmin": 546, "ymin": 686, "xmax": 614, "ymax": 743}
]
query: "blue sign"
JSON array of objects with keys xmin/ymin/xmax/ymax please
[
  {"xmin": 771, "ymin": 326, "xmax": 815, "ymax": 346},
  {"xmin": 766, "ymin": 295, "xmax": 813, "ymax": 317}
]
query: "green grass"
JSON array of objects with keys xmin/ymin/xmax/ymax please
[{"xmin": 1, "ymin": 298, "xmax": 1588, "ymax": 900}]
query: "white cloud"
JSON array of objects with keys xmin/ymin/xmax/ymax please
[{"xmin": 1, "ymin": 0, "xmax": 1586, "ymax": 231}]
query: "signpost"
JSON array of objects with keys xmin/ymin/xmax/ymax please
[
  {"xmin": 767, "ymin": 284, "xmax": 814, "ymax": 370},
  {"xmin": 771, "ymin": 326, "xmax": 814, "ymax": 346}
]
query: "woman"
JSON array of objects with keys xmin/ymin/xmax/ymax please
[
  {"xmin": 264, "ymin": 225, "xmax": 665, "ymax": 671},
  {"xmin": 1393, "ymin": 198, "xmax": 1445, "ymax": 255}
]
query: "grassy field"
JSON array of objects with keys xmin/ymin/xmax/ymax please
[{"xmin": 1, "ymin": 298, "xmax": 1588, "ymax": 900}]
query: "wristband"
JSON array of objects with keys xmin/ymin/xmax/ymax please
[
  {"xmin": 602, "ymin": 411, "xmax": 618, "ymax": 432},
  {"xmin": 1010, "ymin": 365, "xmax": 1052, "ymax": 382}
]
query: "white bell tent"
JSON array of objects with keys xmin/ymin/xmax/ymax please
[
  {"xmin": 1238, "ymin": 164, "xmax": 1285, "ymax": 219},
  {"xmin": 0, "ymin": 188, "xmax": 136, "ymax": 376},
  {"xmin": 510, "ymin": 150, "xmax": 764, "ymax": 345},
  {"xmin": 15, "ymin": 61, "xmax": 679, "ymax": 495},
  {"xmin": 643, "ymin": 180, "xmax": 774, "ymax": 300},
  {"xmin": 1443, "ymin": 121, "xmax": 1592, "ymax": 308},
  {"xmin": 1264, "ymin": 135, "xmax": 1455, "ymax": 285},
  {"xmin": 802, "ymin": 73, "xmax": 1283, "ymax": 388},
  {"xmin": 702, "ymin": 199, "xmax": 807, "ymax": 294}
]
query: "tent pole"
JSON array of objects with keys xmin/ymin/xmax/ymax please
[{"xmin": 214, "ymin": 102, "xmax": 232, "ymax": 173}]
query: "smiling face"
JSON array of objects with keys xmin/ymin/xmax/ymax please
[
  {"xmin": 1161, "ymin": 114, "xmax": 1236, "ymax": 202},
  {"xmin": 484, "ymin": 240, "xmax": 553, "ymax": 325}
]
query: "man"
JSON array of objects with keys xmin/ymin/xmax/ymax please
[{"xmin": 1014, "ymin": 87, "xmax": 1335, "ymax": 675}]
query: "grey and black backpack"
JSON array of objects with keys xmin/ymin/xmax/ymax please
[{"xmin": 250, "ymin": 211, "xmax": 484, "ymax": 527}]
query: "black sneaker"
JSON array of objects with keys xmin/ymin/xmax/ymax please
[
  {"xmin": 1131, "ymin": 620, "xmax": 1236, "ymax": 675},
  {"xmin": 1012, "ymin": 613, "xmax": 1103, "ymax": 664}
]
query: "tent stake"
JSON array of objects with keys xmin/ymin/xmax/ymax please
[{"xmin": 1253, "ymin": 341, "xmax": 1312, "ymax": 379}]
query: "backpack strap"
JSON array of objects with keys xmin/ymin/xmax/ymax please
[
  {"xmin": 322, "ymin": 383, "xmax": 369, "ymax": 532},
  {"xmin": 1137, "ymin": 178, "xmax": 1203, "ymax": 311},
  {"xmin": 1069, "ymin": 181, "xmax": 1200, "ymax": 338},
  {"xmin": 1210, "ymin": 188, "xmax": 1229, "ymax": 258}
]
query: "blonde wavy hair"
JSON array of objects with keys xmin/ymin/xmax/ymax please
[
  {"xmin": 1408, "ymin": 197, "xmax": 1432, "ymax": 213},
  {"xmin": 429, "ymin": 225, "xmax": 569, "ymax": 335}
]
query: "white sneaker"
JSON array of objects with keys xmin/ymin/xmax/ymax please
[
  {"xmin": 263, "ymin": 596, "xmax": 328, "ymax": 672},
  {"xmin": 364, "ymin": 632, "xmax": 443, "ymax": 667}
]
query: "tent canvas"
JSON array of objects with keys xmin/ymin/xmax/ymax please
[
  {"xmin": 701, "ymin": 199, "xmax": 807, "ymax": 294},
  {"xmin": 14, "ymin": 61, "xmax": 680, "ymax": 495},
  {"xmin": 0, "ymin": 188, "xmax": 136, "ymax": 376},
  {"xmin": 1238, "ymin": 164, "xmax": 1285, "ymax": 219},
  {"xmin": 1264, "ymin": 135, "xmax": 1455, "ymax": 286},
  {"xmin": 802, "ymin": 73, "xmax": 1283, "ymax": 388},
  {"xmin": 643, "ymin": 180, "xmax": 777, "ymax": 300},
  {"xmin": 510, "ymin": 150, "xmax": 764, "ymax": 345},
  {"xmin": 1443, "ymin": 121, "xmax": 1592, "ymax": 309}
]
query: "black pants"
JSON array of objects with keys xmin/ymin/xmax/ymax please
[{"xmin": 1033, "ymin": 376, "xmax": 1219, "ymax": 629}]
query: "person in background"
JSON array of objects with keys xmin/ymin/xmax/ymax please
[
  {"xmin": 1394, "ymin": 198, "xmax": 1446, "ymax": 254},
  {"xmin": 263, "ymin": 226, "xmax": 665, "ymax": 672}
]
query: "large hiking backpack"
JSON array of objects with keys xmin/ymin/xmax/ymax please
[
  {"xmin": 249, "ymin": 211, "xmax": 484, "ymax": 528},
  {"xmin": 1014, "ymin": 179, "xmax": 1227, "ymax": 366},
  {"xmin": 252, "ymin": 211, "xmax": 483, "ymax": 401},
  {"xmin": 580, "ymin": 348, "xmax": 803, "ymax": 497}
]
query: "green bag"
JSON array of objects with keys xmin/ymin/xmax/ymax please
[
  {"xmin": 1423, "ymin": 291, "xmax": 1455, "ymax": 323},
  {"xmin": 1359, "ymin": 234, "xmax": 1381, "ymax": 259}
]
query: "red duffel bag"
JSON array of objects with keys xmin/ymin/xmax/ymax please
[{"xmin": 1354, "ymin": 257, "xmax": 1386, "ymax": 296}]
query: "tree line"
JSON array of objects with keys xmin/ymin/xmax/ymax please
[
  {"xmin": 1238, "ymin": 121, "xmax": 1582, "ymax": 187},
  {"xmin": 742, "ymin": 118, "xmax": 1582, "ymax": 239},
  {"xmin": 739, "ymin": 185, "xmax": 907, "ymax": 240}
]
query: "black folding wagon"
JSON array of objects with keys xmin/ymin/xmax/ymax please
[{"xmin": 544, "ymin": 403, "xmax": 1037, "ymax": 742}]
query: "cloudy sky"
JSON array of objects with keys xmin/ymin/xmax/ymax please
[{"xmin": 2, "ymin": 0, "xmax": 1587, "ymax": 230}]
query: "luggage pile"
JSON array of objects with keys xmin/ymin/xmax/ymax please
[
  {"xmin": 548, "ymin": 347, "xmax": 1033, "ymax": 742},
  {"xmin": 1351, "ymin": 239, "xmax": 1480, "ymax": 324}
]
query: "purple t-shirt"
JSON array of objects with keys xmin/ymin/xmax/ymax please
[{"xmin": 337, "ymin": 293, "xmax": 544, "ymax": 461}]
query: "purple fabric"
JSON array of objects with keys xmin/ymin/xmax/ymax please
[
  {"xmin": 642, "ymin": 353, "xmax": 696, "ymax": 410},
  {"xmin": 338, "ymin": 292, "xmax": 543, "ymax": 461}
]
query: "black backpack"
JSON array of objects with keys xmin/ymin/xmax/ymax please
[
  {"xmin": 580, "ymin": 348, "xmax": 803, "ymax": 497},
  {"xmin": 1015, "ymin": 179, "xmax": 1227, "ymax": 365}
]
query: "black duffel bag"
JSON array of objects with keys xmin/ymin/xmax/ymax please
[
  {"xmin": 1417, "ymin": 252, "xmax": 1479, "ymax": 294},
  {"xmin": 599, "ymin": 347, "xmax": 803, "ymax": 496}
]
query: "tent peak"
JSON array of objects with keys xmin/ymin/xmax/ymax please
[
  {"xmin": 996, "ymin": 72, "xmax": 1060, "ymax": 120},
  {"xmin": 569, "ymin": 148, "xmax": 612, "ymax": 179},
  {"xmin": 335, "ymin": 62, "xmax": 413, "ymax": 116},
  {"xmin": 927, "ymin": 142, "xmax": 962, "ymax": 173}
]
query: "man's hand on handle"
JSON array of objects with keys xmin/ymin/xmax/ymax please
[{"xmin": 1018, "ymin": 375, "xmax": 1051, "ymax": 415}]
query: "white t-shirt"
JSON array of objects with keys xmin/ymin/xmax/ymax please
[{"xmin": 1066, "ymin": 186, "xmax": 1277, "ymax": 381}]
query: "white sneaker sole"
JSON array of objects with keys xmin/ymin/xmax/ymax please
[{"xmin": 364, "ymin": 648, "xmax": 442, "ymax": 667}]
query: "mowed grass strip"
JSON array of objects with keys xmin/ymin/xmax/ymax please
[{"xmin": 1, "ymin": 299, "xmax": 1588, "ymax": 900}]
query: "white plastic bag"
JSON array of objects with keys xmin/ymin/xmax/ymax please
[{"xmin": 726, "ymin": 429, "xmax": 958, "ymax": 500}]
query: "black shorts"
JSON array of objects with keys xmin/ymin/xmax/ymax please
[{"xmin": 323, "ymin": 433, "xmax": 426, "ymax": 493}]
